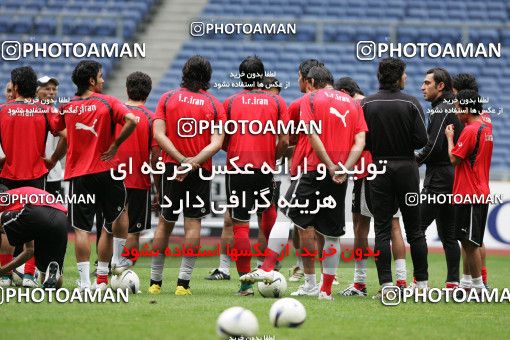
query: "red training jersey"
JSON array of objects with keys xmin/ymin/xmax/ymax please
[
  {"xmin": 0, "ymin": 100, "xmax": 58, "ymax": 180},
  {"xmin": 223, "ymin": 89, "xmax": 288, "ymax": 170},
  {"xmin": 154, "ymin": 88, "xmax": 226, "ymax": 172},
  {"xmin": 0, "ymin": 186, "xmax": 67, "ymax": 213},
  {"xmin": 451, "ymin": 120, "xmax": 493, "ymax": 198},
  {"xmin": 54, "ymin": 93, "xmax": 129, "ymax": 180},
  {"xmin": 116, "ymin": 104, "xmax": 155, "ymax": 190},
  {"xmin": 297, "ymin": 88, "xmax": 368, "ymax": 172}
]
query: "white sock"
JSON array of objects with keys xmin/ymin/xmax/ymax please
[
  {"xmin": 77, "ymin": 261, "xmax": 90, "ymax": 287},
  {"xmin": 256, "ymin": 259, "xmax": 264, "ymax": 268},
  {"xmin": 296, "ymin": 255, "xmax": 303, "ymax": 269},
  {"xmin": 97, "ymin": 261, "xmax": 109, "ymax": 277},
  {"xmin": 416, "ymin": 280, "xmax": 428, "ymax": 289},
  {"xmin": 395, "ymin": 259, "xmax": 407, "ymax": 281},
  {"xmin": 322, "ymin": 236, "xmax": 340, "ymax": 275},
  {"xmin": 150, "ymin": 253, "xmax": 165, "ymax": 282},
  {"xmin": 460, "ymin": 274, "xmax": 472, "ymax": 288},
  {"xmin": 219, "ymin": 254, "xmax": 230, "ymax": 275},
  {"xmin": 267, "ymin": 221, "xmax": 289, "ymax": 253},
  {"xmin": 304, "ymin": 273, "xmax": 316, "ymax": 287},
  {"xmin": 472, "ymin": 276, "xmax": 484, "ymax": 291},
  {"xmin": 353, "ymin": 259, "xmax": 367, "ymax": 284},
  {"xmin": 113, "ymin": 237, "xmax": 127, "ymax": 263},
  {"xmin": 178, "ymin": 256, "xmax": 196, "ymax": 281}
]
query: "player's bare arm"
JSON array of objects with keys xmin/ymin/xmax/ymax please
[
  {"xmin": 101, "ymin": 112, "xmax": 138, "ymax": 161},
  {"xmin": 153, "ymin": 119, "xmax": 187, "ymax": 164},
  {"xmin": 275, "ymin": 132, "xmax": 289, "ymax": 161},
  {"xmin": 445, "ymin": 124, "xmax": 461, "ymax": 166},
  {"xmin": 0, "ymin": 239, "xmax": 34, "ymax": 276},
  {"xmin": 45, "ymin": 129, "xmax": 67, "ymax": 170}
]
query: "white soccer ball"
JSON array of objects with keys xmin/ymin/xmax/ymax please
[
  {"xmin": 257, "ymin": 271, "xmax": 287, "ymax": 298},
  {"xmin": 216, "ymin": 306, "xmax": 259, "ymax": 339},
  {"xmin": 269, "ymin": 297, "xmax": 306, "ymax": 328},
  {"xmin": 110, "ymin": 270, "xmax": 140, "ymax": 293}
]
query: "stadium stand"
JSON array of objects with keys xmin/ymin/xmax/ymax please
[
  {"xmin": 0, "ymin": 0, "xmax": 158, "ymax": 99},
  {"xmin": 145, "ymin": 0, "xmax": 510, "ymax": 171}
]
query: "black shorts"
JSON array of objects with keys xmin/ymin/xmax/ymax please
[
  {"xmin": 271, "ymin": 180, "xmax": 281, "ymax": 205},
  {"xmin": 226, "ymin": 171, "xmax": 273, "ymax": 222},
  {"xmin": 0, "ymin": 175, "xmax": 46, "ymax": 190},
  {"xmin": 352, "ymin": 179, "xmax": 362, "ymax": 214},
  {"xmin": 126, "ymin": 188, "xmax": 151, "ymax": 233},
  {"xmin": 1, "ymin": 205, "xmax": 67, "ymax": 274},
  {"xmin": 282, "ymin": 172, "xmax": 347, "ymax": 237},
  {"xmin": 68, "ymin": 171, "xmax": 126, "ymax": 233},
  {"xmin": 454, "ymin": 204, "xmax": 489, "ymax": 246},
  {"xmin": 161, "ymin": 163, "xmax": 211, "ymax": 222}
]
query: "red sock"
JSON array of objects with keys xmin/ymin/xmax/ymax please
[
  {"xmin": 97, "ymin": 274, "xmax": 108, "ymax": 284},
  {"xmin": 321, "ymin": 273, "xmax": 335, "ymax": 295},
  {"xmin": 233, "ymin": 225, "xmax": 251, "ymax": 273},
  {"xmin": 446, "ymin": 282, "xmax": 458, "ymax": 289},
  {"xmin": 413, "ymin": 277, "xmax": 417, "ymax": 284},
  {"xmin": 261, "ymin": 248, "xmax": 279, "ymax": 272},
  {"xmin": 0, "ymin": 254, "xmax": 13, "ymax": 275},
  {"xmin": 24, "ymin": 257, "xmax": 36, "ymax": 276},
  {"xmin": 396, "ymin": 280, "xmax": 407, "ymax": 287},
  {"xmin": 261, "ymin": 205, "xmax": 277, "ymax": 241},
  {"xmin": 481, "ymin": 267, "xmax": 487, "ymax": 285},
  {"xmin": 354, "ymin": 282, "xmax": 366, "ymax": 291}
]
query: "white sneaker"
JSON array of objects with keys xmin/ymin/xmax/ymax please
[
  {"xmin": 288, "ymin": 266, "xmax": 304, "ymax": 282},
  {"xmin": 76, "ymin": 279, "xmax": 91, "ymax": 292},
  {"xmin": 0, "ymin": 276, "xmax": 12, "ymax": 287},
  {"xmin": 42, "ymin": 261, "xmax": 60, "ymax": 288},
  {"xmin": 22, "ymin": 275, "xmax": 39, "ymax": 288},
  {"xmin": 290, "ymin": 284, "xmax": 320, "ymax": 296},
  {"xmin": 318, "ymin": 291, "xmax": 334, "ymax": 300},
  {"xmin": 91, "ymin": 282, "xmax": 108, "ymax": 291},
  {"xmin": 341, "ymin": 284, "xmax": 368, "ymax": 297},
  {"xmin": 239, "ymin": 268, "xmax": 274, "ymax": 283},
  {"xmin": 111, "ymin": 257, "xmax": 133, "ymax": 275}
]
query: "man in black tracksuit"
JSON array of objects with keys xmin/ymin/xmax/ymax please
[
  {"xmin": 361, "ymin": 58, "xmax": 429, "ymax": 291},
  {"xmin": 416, "ymin": 68, "xmax": 462, "ymax": 287}
]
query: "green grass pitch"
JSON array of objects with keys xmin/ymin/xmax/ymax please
[{"xmin": 1, "ymin": 243, "xmax": 509, "ymax": 340}]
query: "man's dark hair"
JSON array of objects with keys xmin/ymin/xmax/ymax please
[
  {"xmin": 262, "ymin": 76, "xmax": 281, "ymax": 94},
  {"xmin": 126, "ymin": 72, "xmax": 152, "ymax": 101},
  {"xmin": 426, "ymin": 67, "xmax": 452, "ymax": 93},
  {"xmin": 452, "ymin": 73, "xmax": 478, "ymax": 92},
  {"xmin": 334, "ymin": 77, "xmax": 364, "ymax": 97},
  {"xmin": 306, "ymin": 66, "xmax": 334, "ymax": 89},
  {"xmin": 377, "ymin": 57, "xmax": 406, "ymax": 91},
  {"xmin": 239, "ymin": 55, "xmax": 264, "ymax": 89},
  {"xmin": 181, "ymin": 55, "xmax": 212, "ymax": 92},
  {"xmin": 72, "ymin": 60, "xmax": 102, "ymax": 96},
  {"xmin": 11, "ymin": 66, "xmax": 37, "ymax": 98},
  {"xmin": 0, "ymin": 184, "xmax": 9, "ymax": 193},
  {"xmin": 299, "ymin": 59, "xmax": 323, "ymax": 78},
  {"xmin": 456, "ymin": 89, "xmax": 483, "ymax": 115}
]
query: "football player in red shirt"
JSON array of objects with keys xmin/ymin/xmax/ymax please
[
  {"xmin": 287, "ymin": 59, "xmax": 324, "ymax": 289},
  {"xmin": 446, "ymin": 89, "xmax": 493, "ymax": 294},
  {"xmin": 0, "ymin": 67, "xmax": 66, "ymax": 288},
  {"xmin": 115, "ymin": 72, "xmax": 161, "ymax": 260},
  {"xmin": 225, "ymin": 56, "xmax": 289, "ymax": 296},
  {"xmin": 0, "ymin": 185, "xmax": 68, "ymax": 288},
  {"xmin": 452, "ymin": 74, "xmax": 491, "ymax": 289},
  {"xmin": 150, "ymin": 55, "xmax": 225, "ymax": 295},
  {"xmin": 242, "ymin": 66, "xmax": 367, "ymax": 300},
  {"xmin": 55, "ymin": 60, "xmax": 138, "ymax": 291}
]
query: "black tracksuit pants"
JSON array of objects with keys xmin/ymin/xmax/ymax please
[{"xmin": 369, "ymin": 159, "xmax": 428, "ymax": 285}]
